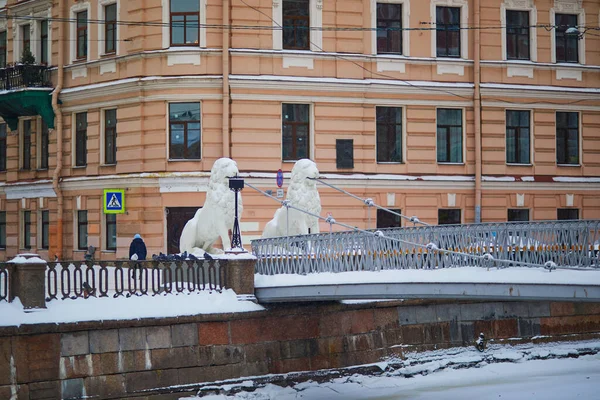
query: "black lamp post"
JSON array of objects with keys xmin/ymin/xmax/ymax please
[{"xmin": 227, "ymin": 176, "xmax": 246, "ymax": 253}]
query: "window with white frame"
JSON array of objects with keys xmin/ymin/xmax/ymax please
[
  {"xmin": 74, "ymin": 112, "xmax": 87, "ymax": 167},
  {"xmin": 436, "ymin": 108, "xmax": 463, "ymax": 163},
  {"xmin": 21, "ymin": 119, "xmax": 32, "ymax": 170},
  {"xmin": 0, "ymin": 31, "xmax": 6, "ymax": 67},
  {"xmin": 169, "ymin": 103, "xmax": 201, "ymax": 160},
  {"xmin": 40, "ymin": 20, "xmax": 49, "ymax": 64},
  {"xmin": 430, "ymin": 0, "xmax": 468, "ymax": 59},
  {"xmin": 556, "ymin": 111, "xmax": 579, "ymax": 165},
  {"xmin": 501, "ymin": 0, "xmax": 537, "ymax": 62},
  {"xmin": 105, "ymin": 214, "xmax": 117, "ymax": 251},
  {"xmin": 376, "ymin": 107, "xmax": 403, "ymax": 163},
  {"xmin": 162, "ymin": 0, "xmax": 206, "ymax": 49},
  {"xmin": 273, "ymin": 0, "xmax": 322, "ymax": 51},
  {"xmin": 376, "ymin": 2, "xmax": 403, "ymax": 54},
  {"xmin": 70, "ymin": 2, "xmax": 91, "ymax": 62},
  {"xmin": 77, "ymin": 210, "xmax": 88, "ymax": 250},
  {"xmin": 104, "ymin": 109, "xmax": 117, "ymax": 164},
  {"xmin": 550, "ymin": 1, "xmax": 585, "ymax": 65},
  {"xmin": 22, "ymin": 210, "xmax": 32, "ymax": 250},
  {"xmin": 39, "ymin": 210, "xmax": 49, "ymax": 249},
  {"xmin": 0, "ymin": 211, "xmax": 5, "ymax": 249},
  {"xmin": 38, "ymin": 118, "xmax": 49, "ymax": 170},
  {"xmin": 105, "ymin": 3, "xmax": 117, "ymax": 54},
  {"xmin": 282, "ymin": 103, "xmax": 310, "ymax": 161},
  {"xmin": 506, "ymin": 110, "xmax": 530, "ymax": 164}
]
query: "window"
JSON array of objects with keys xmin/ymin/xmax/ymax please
[
  {"xmin": 376, "ymin": 107, "xmax": 402, "ymax": 163},
  {"xmin": 76, "ymin": 11, "xmax": 88, "ymax": 59},
  {"xmin": 170, "ymin": 0, "xmax": 199, "ymax": 46},
  {"xmin": 22, "ymin": 25, "xmax": 31, "ymax": 54},
  {"xmin": 506, "ymin": 10, "xmax": 529, "ymax": 60},
  {"xmin": 77, "ymin": 210, "xmax": 88, "ymax": 250},
  {"xmin": 40, "ymin": 20, "xmax": 48, "ymax": 64},
  {"xmin": 557, "ymin": 208, "xmax": 579, "ymax": 220},
  {"xmin": 282, "ymin": 103, "xmax": 310, "ymax": 161},
  {"xmin": 283, "ymin": 0, "xmax": 310, "ymax": 50},
  {"xmin": 555, "ymin": 14, "xmax": 578, "ymax": 63},
  {"xmin": 436, "ymin": 7, "xmax": 460, "ymax": 57},
  {"xmin": 104, "ymin": 109, "xmax": 117, "ymax": 164},
  {"xmin": 40, "ymin": 120, "xmax": 49, "ymax": 170},
  {"xmin": 556, "ymin": 112, "xmax": 579, "ymax": 165},
  {"xmin": 40, "ymin": 210, "xmax": 49, "ymax": 249},
  {"xmin": 377, "ymin": 3, "xmax": 402, "ymax": 54},
  {"xmin": 169, "ymin": 103, "xmax": 201, "ymax": 160},
  {"xmin": 0, "ymin": 212, "xmax": 5, "ymax": 249},
  {"xmin": 438, "ymin": 209, "xmax": 461, "ymax": 225},
  {"xmin": 377, "ymin": 208, "xmax": 401, "ymax": 229},
  {"xmin": 106, "ymin": 214, "xmax": 117, "ymax": 251},
  {"xmin": 22, "ymin": 120, "xmax": 32, "ymax": 170},
  {"xmin": 508, "ymin": 209, "xmax": 529, "ymax": 222},
  {"xmin": 0, "ymin": 123, "xmax": 6, "ymax": 172},
  {"xmin": 437, "ymin": 109, "xmax": 463, "ymax": 163},
  {"xmin": 0, "ymin": 31, "xmax": 6, "ymax": 68},
  {"xmin": 506, "ymin": 110, "xmax": 530, "ymax": 164},
  {"xmin": 75, "ymin": 113, "xmax": 87, "ymax": 166},
  {"xmin": 105, "ymin": 3, "xmax": 117, "ymax": 54},
  {"xmin": 22, "ymin": 211, "xmax": 31, "ymax": 249}
]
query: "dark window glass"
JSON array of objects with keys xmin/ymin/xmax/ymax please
[
  {"xmin": 377, "ymin": 208, "xmax": 401, "ymax": 229},
  {"xmin": 437, "ymin": 109, "xmax": 463, "ymax": 163},
  {"xmin": 555, "ymin": 14, "xmax": 578, "ymax": 63},
  {"xmin": 376, "ymin": 107, "xmax": 402, "ymax": 163},
  {"xmin": 40, "ymin": 20, "xmax": 48, "ymax": 64},
  {"xmin": 78, "ymin": 210, "xmax": 88, "ymax": 250},
  {"xmin": 283, "ymin": 0, "xmax": 310, "ymax": 50},
  {"xmin": 75, "ymin": 112, "xmax": 87, "ymax": 166},
  {"xmin": 556, "ymin": 112, "xmax": 579, "ymax": 165},
  {"xmin": 0, "ymin": 124, "xmax": 6, "ymax": 172},
  {"xmin": 170, "ymin": 0, "xmax": 199, "ymax": 46},
  {"xmin": 41, "ymin": 210, "xmax": 49, "ymax": 249},
  {"xmin": 0, "ymin": 31, "xmax": 6, "ymax": 68},
  {"xmin": 506, "ymin": 110, "xmax": 530, "ymax": 164},
  {"xmin": 336, "ymin": 139, "xmax": 354, "ymax": 169},
  {"xmin": 508, "ymin": 209, "xmax": 529, "ymax": 222},
  {"xmin": 377, "ymin": 3, "xmax": 402, "ymax": 54},
  {"xmin": 106, "ymin": 214, "xmax": 117, "ymax": 251},
  {"xmin": 23, "ymin": 210, "xmax": 31, "ymax": 249},
  {"xmin": 506, "ymin": 10, "xmax": 530, "ymax": 60},
  {"xmin": 77, "ymin": 11, "xmax": 88, "ymax": 59},
  {"xmin": 557, "ymin": 208, "xmax": 579, "ymax": 220},
  {"xmin": 23, "ymin": 120, "xmax": 31, "ymax": 170},
  {"xmin": 41, "ymin": 120, "xmax": 49, "ymax": 169},
  {"xmin": 0, "ymin": 212, "xmax": 5, "ymax": 248},
  {"xmin": 436, "ymin": 7, "xmax": 460, "ymax": 57},
  {"xmin": 169, "ymin": 103, "xmax": 201, "ymax": 160},
  {"xmin": 438, "ymin": 209, "xmax": 461, "ymax": 225},
  {"xmin": 105, "ymin": 109, "xmax": 117, "ymax": 164},
  {"xmin": 105, "ymin": 3, "xmax": 117, "ymax": 54},
  {"xmin": 22, "ymin": 25, "xmax": 30, "ymax": 53},
  {"xmin": 282, "ymin": 103, "xmax": 310, "ymax": 161}
]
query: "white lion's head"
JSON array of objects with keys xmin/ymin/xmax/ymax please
[
  {"xmin": 210, "ymin": 157, "xmax": 239, "ymax": 184},
  {"xmin": 290, "ymin": 158, "xmax": 319, "ymax": 188}
]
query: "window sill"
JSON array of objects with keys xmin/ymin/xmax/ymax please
[
  {"xmin": 557, "ymin": 164, "xmax": 581, "ymax": 167},
  {"xmin": 73, "ymin": 165, "xmax": 87, "ymax": 169},
  {"xmin": 437, "ymin": 162, "xmax": 465, "ymax": 165},
  {"xmin": 100, "ymin": 52, "xmax": 116, "ymax": 58},
  {"xmin": 168, "ymin": 158, "xmax": 202, "ymax": 162},
  {"xmin": 101, "ymin": 250, "xmax": 116, "ymax": 253},
  {"xmin": 72, "ymin": 58, "xmax": 89, "ymax": 65},
  {"xmin": 36, "ymin": 168, "xmax": 49, "ymax": 172},
  {"xmin": 100, "ymin": 163, "xmax": 117, "ymax": 167},
  {"xmin": 377, "ymin": 161, "xmax": 404, "ymax": 165},
  {"xmin": 506, "ymin": 163, "xmax": 532, "ymax": 166}
]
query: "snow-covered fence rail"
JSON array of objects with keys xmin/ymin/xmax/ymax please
[
  {"xmin": 251, "ymin": 220, "xmax": 600, "ymax": 275},
  {"xmin": 0, "ymin": 262, "xmax": 8, "ymax": 302},
  {"xmin": 45, "ymin": 260, "xmax": 226, "ymax": 302}
]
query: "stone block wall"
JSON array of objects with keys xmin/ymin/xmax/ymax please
[{"xmin": 1, "ymin": 299, "xmax": 600, "ymax": 399}]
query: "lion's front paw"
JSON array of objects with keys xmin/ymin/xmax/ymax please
[{"xmin": 208, "ymin": 247, "xmax": 224, "ymax": 255}]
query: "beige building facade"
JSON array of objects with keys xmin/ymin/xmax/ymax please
[{"xmin": 0, "ymin": 0, "xmax": 598, "ymax": 261}]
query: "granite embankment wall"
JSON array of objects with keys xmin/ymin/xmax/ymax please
[{"xmin": 1, "ymin": 300, "xmax": 600, "ymax": 399}]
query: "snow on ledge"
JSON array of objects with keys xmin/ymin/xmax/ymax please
[
  {"xmin": 8, "ymin": 255, "xmax": 47, "ymax": 264},
  {"xmin": 0, "ymin": 289, "xmax": 264, "ymax": 327}
]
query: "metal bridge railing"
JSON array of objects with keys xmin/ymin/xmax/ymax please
[
  {"xmin": 251, "ymin": 220, "xmax": 600, "ymax": 275},
  {"xmin": 44, "ymin": 260, "xmax": 226, "ymax": 302}
]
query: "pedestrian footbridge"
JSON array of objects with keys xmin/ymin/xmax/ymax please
[{"xmin": 250, "ymin": 220, "xmax": 600, "ymax": 303}]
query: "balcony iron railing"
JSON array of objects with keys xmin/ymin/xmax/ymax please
[{"xmin": 0, "ymin": 64, "xmax": 52, "ymax": 91}]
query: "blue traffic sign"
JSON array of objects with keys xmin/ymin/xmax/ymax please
[
  {"xmin": 276, "ymin": 169, "xmax": 284, "ymax": 188},
  {"xmin": 103, "ymin": 189, "xmax": 125, "ymax": 214}
]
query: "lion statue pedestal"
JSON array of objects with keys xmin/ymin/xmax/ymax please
[
  {"xmin": 262, "ymin": 159, "xmax": 321, "ymax": 238},
  {"xmin": 179, "ymin": 158, "xmax": 243, "ymax": 255}
]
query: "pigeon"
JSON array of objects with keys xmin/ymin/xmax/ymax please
[{"xmin": 204, "ymin": 252, "xmax": 214, "ymax": 261}]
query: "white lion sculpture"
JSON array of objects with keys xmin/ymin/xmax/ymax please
[
  {"xmin": 262, "ymin": 159, "xmax": 321, "ymax": 238},
  {"xmin": 179, "ymin": 158, "xmax": 243, "ymax": 255}
]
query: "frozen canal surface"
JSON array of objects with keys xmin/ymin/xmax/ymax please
[{"xmin": 185, "ymin": 341, "xmax": 600, "ymax": 400}]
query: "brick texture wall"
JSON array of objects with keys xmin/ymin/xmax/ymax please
[{"xmin": 1, "ymin": 299, "xmax": 600, "ymax": 399}]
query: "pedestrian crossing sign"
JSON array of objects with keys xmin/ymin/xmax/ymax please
[{"xmin": 103, "ymin": 189, "xmax": 125, "ymax": 214}]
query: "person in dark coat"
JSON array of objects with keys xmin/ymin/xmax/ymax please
[{"xmin": 129, "ymin": 234, "xmax": 147, "ymax": 261}]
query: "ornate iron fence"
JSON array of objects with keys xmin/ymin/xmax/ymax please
[
  {"xmin": 0, "ymin": 262, "xmax": 8, "ymax": 302},
  {"xmin": 251, "ymin": 220, "xmax": 600, "ymax": 275},
  {"xmin": 0, "ymin": 64, "xmax": 52, "ymax": 90},
  {"xmin": 45, "ymin": 259, "xmax": 226, "ymax": 302}
]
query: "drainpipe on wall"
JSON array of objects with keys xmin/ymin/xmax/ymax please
[
  {"xmin": 51, "ymin": 0, "xmax": 65, "ymax": 259},
  {"xmin": 474, "ymin": 0, "xmax": 482, "ymax": 223},
  {"xmin": 222, "ymin": 0, "xmax": 231, "ymax": 158}
]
